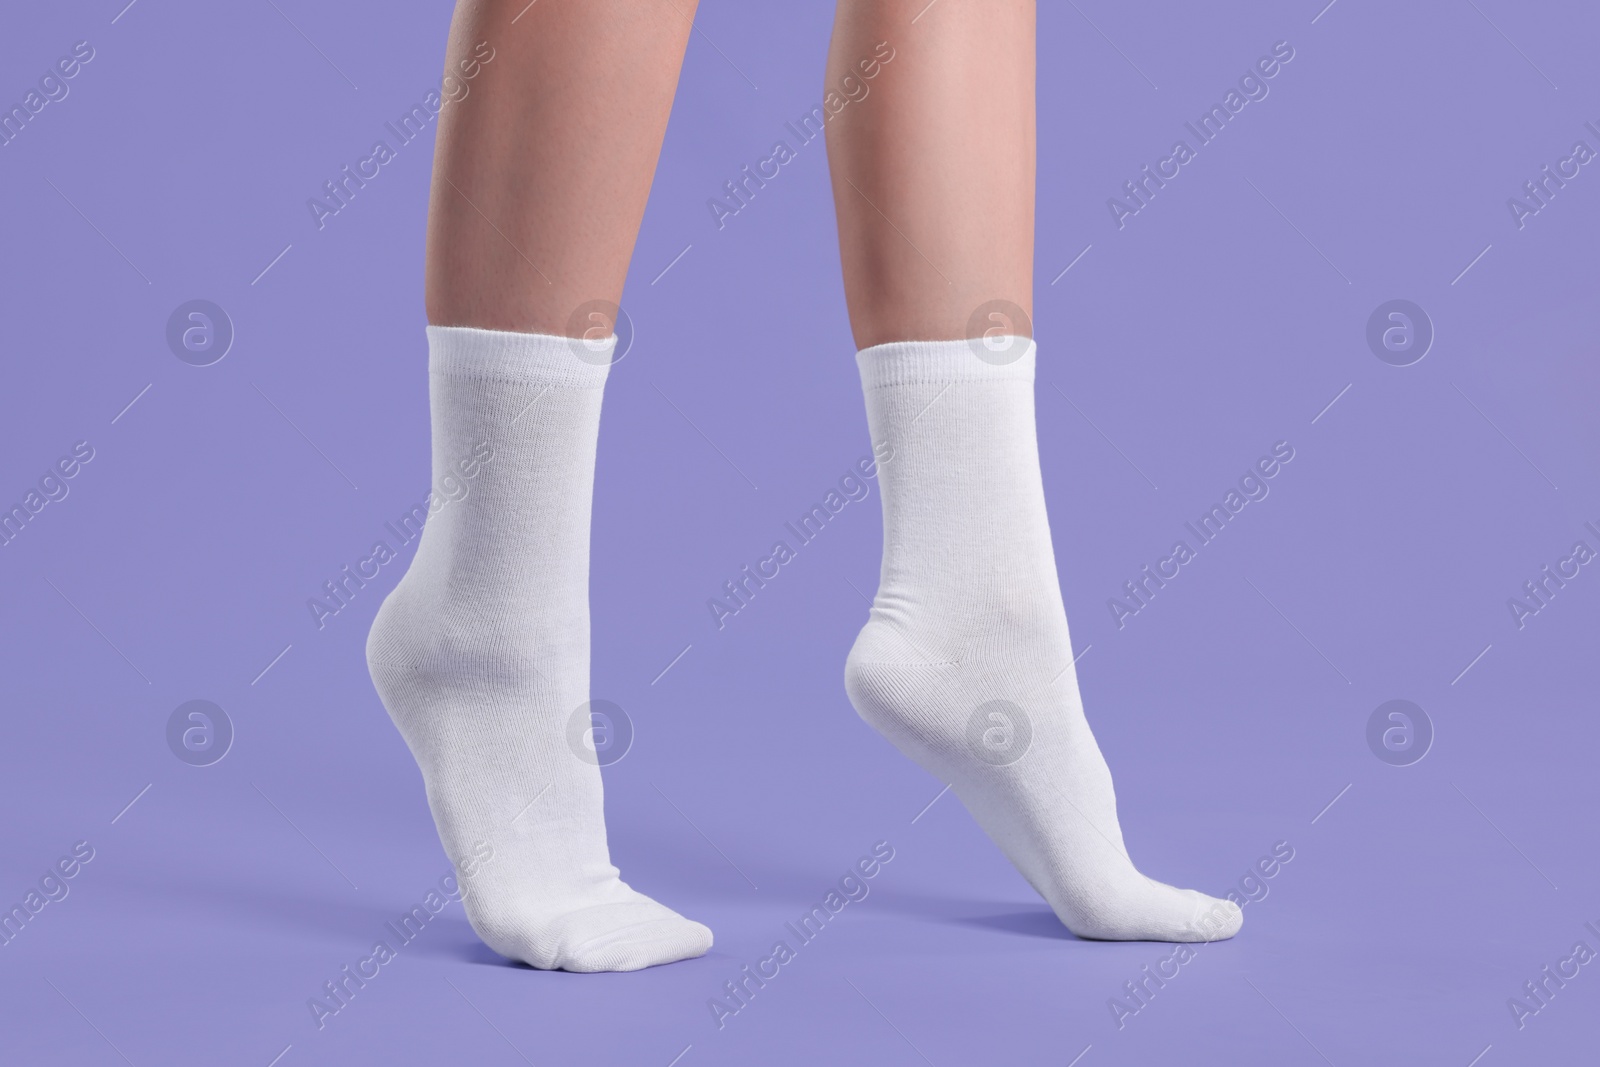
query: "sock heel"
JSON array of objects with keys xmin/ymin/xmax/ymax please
[{"xmin": 844, "ymin": 618, "xmax": 969, "ymax": 771}]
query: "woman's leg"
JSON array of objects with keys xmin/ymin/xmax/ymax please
[
  {"xmin": 425, "ymin": 0, "xmax": 693, "ymax": 334},
  {"xmin": 367, "ymin": 0, "xmax": 712, "ymax": 972},
  {"xmin": 828, "ymin": 0, "xmax": 1242, "ymax": 942},
  {"xmin": 825, "ymin": 0, "xmax": 1034, "ymax": 348}
]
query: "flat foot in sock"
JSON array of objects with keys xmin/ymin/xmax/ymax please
[
  {"xmin": 367, "ymin": 325, "xmax": 712, "ymax": 973},
  {"xmin": 846, "ymin": 337, "xmax": 1241, "ymax": 944}
]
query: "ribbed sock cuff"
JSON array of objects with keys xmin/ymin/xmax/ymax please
[
  {"xmin": 855, "ymin": 337, "xmax": 1036, "ymax": 389},
  {"xmin": 427, "ymin": 324, "xmax": 615, "ymax": 388}
]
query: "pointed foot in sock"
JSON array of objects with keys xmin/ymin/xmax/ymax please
[
  {"xmin": 474, "ymin": 897, "xmax": 713, "ymax": 973},
  {"xmin": 1068, "ymin": 887, "xmax": 1242, "ymax": 944}
]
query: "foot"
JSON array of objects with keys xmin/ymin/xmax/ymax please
[
  {"xmin": 367, "ymin": 325, "xmax": 712, "ymax": 971},
  {"xmin": 845, "ymin": 337, "xmax": 1241, "ymax": 942}
]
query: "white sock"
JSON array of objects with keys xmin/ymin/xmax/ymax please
[
  {"xmin": 846, "ymin": 338, "xmax": 1242, "ymax": 942},
  {"xmin": 367, "ymin": 325, "xmax": 712, "ymax": 971}
]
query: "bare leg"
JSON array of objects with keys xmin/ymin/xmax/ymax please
[
  {"xmin": 368, "ymin": 0, "xmax": 715, "ymax": 973},
  {"xmin": 824, "ymin": 0, "xmax": 1034, "ymax": 348},
  {"xmin": 426, "ymin": 0, "xmax": 697, "ymax": 334},
  {"xmin": 828, "ymin": 2, "xmax": 1243, "ymax": 944}
]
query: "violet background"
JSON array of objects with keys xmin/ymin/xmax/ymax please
[{"xmin": 3, "ymin": 1, "xmax": 1599, "ymax": 1064}]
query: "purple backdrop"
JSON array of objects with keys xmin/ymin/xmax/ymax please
[{"xmin": 4, "ymin": 1, "xmax": 1598, "ymax": 1064}]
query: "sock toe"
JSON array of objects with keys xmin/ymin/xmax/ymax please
[
  {"xmin": 1061, "ymin": 882, "xmax": 1243, "ymax": 943},
  {"xmin": 557, "ymin": 908, "xmax": 713, "ymax": 972},
  {"xmin": 1184, "ymin": 892, "xmax": 1242, "ymax": 942}
]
